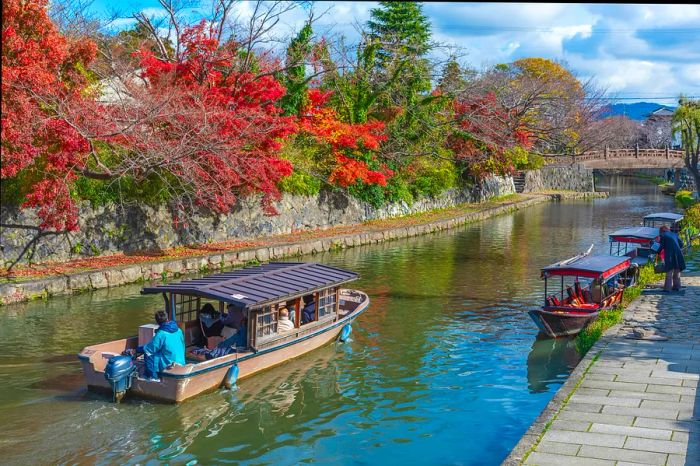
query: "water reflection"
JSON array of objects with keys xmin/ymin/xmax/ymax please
[
  {"xmin": 0, "ymin": 176, "xmax": 696, "ymax": 465},
  {"xmin": 526, "ymin": 336, "xmax": 580, "ymax": 393}
]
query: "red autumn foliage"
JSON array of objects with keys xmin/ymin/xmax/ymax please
[
  {"xmin": 300, "ymin": 89, "xmax": 392, "ymax": 187},
  {"xmin": 1, "ymin": 0, "xmax": 96, "ymax": 231},
  {"xmin": 448, "ymin": 91, "xmax": 533, "ymax": 177}
]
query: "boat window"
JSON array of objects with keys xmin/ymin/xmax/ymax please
[
  {"xmin": 318, "ymin": 287, "xmax": 337, "ymax": 320},
  {"xmin": 256, "ymin": 304, "xmax": 279, "ymax": 340},
  {"xmin": 174, "ymin": 294, "xmax": 199, "ymax": 323}
]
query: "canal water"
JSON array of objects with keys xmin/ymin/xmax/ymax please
[{"xmin": 0, "ymin": 176, "xmax": 697, "ymax": 465}]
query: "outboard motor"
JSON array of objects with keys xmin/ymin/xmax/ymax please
[{"xmin": 104, "ymin": 354, "xmax": 137, "ymax": 402}]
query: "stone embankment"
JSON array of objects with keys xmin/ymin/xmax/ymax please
[
  {"xmin": 0, "ymin": 191, "xmax": 604, "ymax": 305},
  {"xmin": 1, "ymin": 166, "xmax": 595, "ymax": 266},
  {"xmin": 505, "ymin": 275, "xmax": 700, "ymax": 466}
]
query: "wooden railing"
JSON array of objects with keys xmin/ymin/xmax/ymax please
[{"xmin": 543, "ymin": 148, "xmax": 685, "ymax": 165}]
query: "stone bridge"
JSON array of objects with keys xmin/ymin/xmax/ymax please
[{"xmin": 543, "ymin": 148, "xmax": 686, "ymax": 169}]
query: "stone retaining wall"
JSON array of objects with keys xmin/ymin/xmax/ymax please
[
  {"xmin": 0, "ymin": 192, "xmax": 607, "ymax": 305},
  {"xmin": 0, "ymin": 175, "xmax": 514, "ymax": 266},
  {"xmin": 522, "ymin": 165, "xmax": 595, "ymax": 193}
]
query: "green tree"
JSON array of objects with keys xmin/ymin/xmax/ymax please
[
  {"xmin": 279, "ymin": 22, "xmax": 313, "ymax": 116},
  {"xmin": 367, "ymin": 1, "xmax": 432, "ymax": 107},
  {"xmin": 673, "ymin": 97, "xmax": 700, "ymax": 194}
]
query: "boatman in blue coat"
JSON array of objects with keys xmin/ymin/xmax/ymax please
[
  {"xmin": 657, "ymin": 225, "xmax": 686, "ymax": 292},
  {"xmin": 136, "ymin": 310, "xmax": 186, "ymax": 381}
]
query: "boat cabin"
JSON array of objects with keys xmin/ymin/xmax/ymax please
[
  {"xmin": 540, "ymin": 254, "xmax": 633, "ymax": 311},
  {"xmin": 608, "ymin": 226, "xmax": 659, "ymax": 266},
  {"xmin": 643, "ymin": 212, "xmax": 691, "ymax": 252},
  {"xmin": 643, "ymin": 212, "xmax": 684, "ymax": 230},
  {"xmin": 141, "ymin": 262, "xmax": 359, "ymax": 355}
]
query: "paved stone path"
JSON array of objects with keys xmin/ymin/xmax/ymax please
[{"xmin": 523, "ymin": 276, "xmax": 700, "ymax": 466}]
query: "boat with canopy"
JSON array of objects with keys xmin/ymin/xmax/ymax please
[
  {"xmin": 78, "ymin": 262, "xmax": 369, "ymax": 403},
  {"xmin": 643, "ymin": 212, "xmax": 692, "ymax": 253},
  {"xmin": 528, "ymin": 248, "xmax": 635, "ymax": 338},
  {"xmin": 608, "ymin": 226, "xmax": 660, "ymax": 266}
]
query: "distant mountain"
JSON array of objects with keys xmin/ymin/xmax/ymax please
[{"xmin": 600, "ymin": 102, "xmax": 676, "ymax": 121}]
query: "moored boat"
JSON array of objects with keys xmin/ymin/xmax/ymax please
[
  {"xmin": 643, "ymin": 212, "xmax": 692, "ymax": 252},
  {"xmin": 78, "ymin": 262, "xmax": 369, "ymax": 403},
  {"xmin": 608, "ymin": 226, "xmax": 660, "ymax": 266},
  {"xmin": 529, "ymin": 248, "xmax": 634, "ymax": 338}
]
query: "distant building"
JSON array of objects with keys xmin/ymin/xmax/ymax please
[{"xmin": 641, "ymin": 108, "xmax": 682, "ymax": 149}]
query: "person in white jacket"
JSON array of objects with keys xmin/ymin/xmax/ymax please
[{"xmin": 278, "ymin": 307, "xmax": 294, "ymax": 333}]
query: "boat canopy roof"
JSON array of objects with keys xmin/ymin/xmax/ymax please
[
  {"xmin": 609, "ymin": 226, "xmax": 659, "ymax": 243},
  {"xmin": 141, "ymin": 262, "xmax": 358, "ymax": 308},
  {"xmin": 542, "ymin": 254, "xmax": 631, "ymax": 280},
  {"xmin": 643, "ymin": 212, "xmax": 684, "ymax": 223}
]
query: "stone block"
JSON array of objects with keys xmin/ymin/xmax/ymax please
[
  {"xmin": 633, "ymin": 417, "xmax": 699, "ymax": 432},
  {"xmin": 602, "ymin": 405, "xmax": 680, "ymax": 420},
  {"xmin": 105, "ymin": 269, "xmax": 125, "ymax": 287},
  {"xmin": 255, "ymin": 248, "xmax": 270, "ymax": 262},
  {"xmin": 588, "ymin": 423, "xmax": 672, "ymax": 440},
  {"xmin": 537, "ymin": 441, "xmax": 581, "ymax": 456},
  {"xmin": 549, "ymin": 420, "xmax": 590, "ymax": 432},
  {"xmin": 525, "ymin": 451, "xmax": 613, "ymax": 466},
  {"xmin": 623, "ymin": 437, "xmax": 686, "ymax": 454},
  {"xmin": 558, "ymin": 411, "xmax": 634, "ymax": 427},
  {"xmin": 542, "ymin": 430, "xmax": 625, "ymax": 448},
  {"xmin": 88, "ymin": 272, "xmax": 108, "ymax": 289},
  {"xmin": 569, "ymin": 394, "xmax": 641, "ymax": 407},
  {"xmin": 121, "ymin": 266, "xmax": 143, "ymax": 283},
  {"xmin": 645, "ymin": 384, "xmax": 697, "ymax": 396},
  {"xmin": 44, "ymin": 277, "xmax": 69, "ymax": 296},
  {"xmin": 577, "ymin": 445, "xmax": 667, "ymax": 465}
]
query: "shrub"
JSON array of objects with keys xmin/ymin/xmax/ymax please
[
  {"xmin": 278, "ymin": 171, "xmax": 321, "ymax": 196},
  {"xmin": 675, "ymin": 190, "xmax": 697, "ymax": 208}
]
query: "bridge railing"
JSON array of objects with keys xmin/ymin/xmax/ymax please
[{"xmin": 542, "ymin": 148, "xmax": 685, "ymax": 165}]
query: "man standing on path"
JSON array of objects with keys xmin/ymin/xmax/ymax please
[{"xmin": 657, "ymin": 224, "xmax": 686, "ymax": 292}]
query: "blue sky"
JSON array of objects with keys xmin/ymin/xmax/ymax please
[{"xmin": 86, "ymin": 1, "xmax": 700, "ymax": 106}]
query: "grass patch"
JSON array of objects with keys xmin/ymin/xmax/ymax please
[{"xmin": 575, "ymin": 264, "xmax": 665, "ymax": 354}]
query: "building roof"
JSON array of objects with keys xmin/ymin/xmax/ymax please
[
  {"xmin": 542, "ymin": 254, "xmax": 631, "ymax": 280},
  {"xmin": 141, "ymin": 262, "xmax": 358, "ymax": 308},
  {"xmin": 609, "ymin": 226, "xmax": 660, "ymax": 243},
  {"xmin": 643, "ymin": 212, "xmax": 684, "ymax": 223},
  {"xmin": 649, "ymin": 108, "xmax": 674, "ymax": 117}
]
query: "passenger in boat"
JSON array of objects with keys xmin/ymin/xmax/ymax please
[
  {"xmin": 135, "ymin": 310, "xmax": 186, "ymax": 381},
  {"xmin": 199, "ymin": 303, "xmax": 224, "ymax": 338},
  {"xmin": 657, "ymin": 225, "xmax": 686, "ymax": 292},
  {"xmin": 223, "ymin": 304, "xmax": 246, "ymax": 330},
  {"xmin": 301, "ymin": 295, "xmax": 316, "ymax": 324},
  {"xmin": 278, "ymin": 307, "xmax": 294, "ymax": 333},
  {"xmin": 590, "ymin": 279, "xmax": 604, "ymax": 304},
  {"xmin": 199, "ymin": 315, "xmax": 248, "ymax": 360}
]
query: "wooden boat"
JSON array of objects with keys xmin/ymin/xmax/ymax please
[
  {"xmin": 78, "ymin": 262, "xmax": 369, "ymax": 403},
  {"xmin": 528, "ymin": 248, "xmax": 633, "ymax": 338},
  {"xmin": 643, "ymin": 212, "xmax": 692, "ymax": 253},
  {"xmin": 608, "ymin": 226, "xmax": 660, "ymax": 266}
]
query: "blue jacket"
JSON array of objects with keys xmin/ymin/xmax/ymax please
[
  {"xmin": 302, "ymin": 302, "xmax": 315, "ymax": 324},
  {"xmin": 138, "ymin": 321, "xmax": 186, "ymax": 373},
  {"xmin": 658, "ymin": 231, "xmax": 686, "ymax": 272}
]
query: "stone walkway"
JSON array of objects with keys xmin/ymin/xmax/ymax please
[{"xmin": 517, "ymin": 276, "xmax": 700, "ymax": 466}]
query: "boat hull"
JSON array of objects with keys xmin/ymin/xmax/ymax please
[
  {"xmin": 79, "ymin": 289, "xmax": 368, "ymax": 403},
  {"xmin": 528, "ymin": 309, "xmax": 599, "ymax": 338}
]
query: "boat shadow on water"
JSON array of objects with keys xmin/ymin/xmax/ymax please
[{"xmin": 526, "ymin": 335, "xmax": 581, "ymax": 394}]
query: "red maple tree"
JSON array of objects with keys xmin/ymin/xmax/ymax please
[
  {"xmin": 299, "ymin": 89, "xmax": 392, "ymax": 187},
  {"xmin": 447, "ymin": 91, "xmax": 533, "ymax": 178},
  {"xmin": 2, "ymin": 0, "xmax": 96, "ymax": 231}
]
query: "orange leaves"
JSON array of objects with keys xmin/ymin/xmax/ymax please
[{"xmin": 300, "ymin": 88, "xmax": 390, "ymax": 188}]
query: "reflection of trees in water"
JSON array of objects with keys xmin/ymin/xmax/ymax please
[{"xmin": 526, "ymin": 335, "xmax": 581, "ymax": 394}]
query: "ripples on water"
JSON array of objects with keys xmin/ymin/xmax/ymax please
[{"xmin": 0, "ymin": 176, "xmax": 697, "ymax": 465}]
